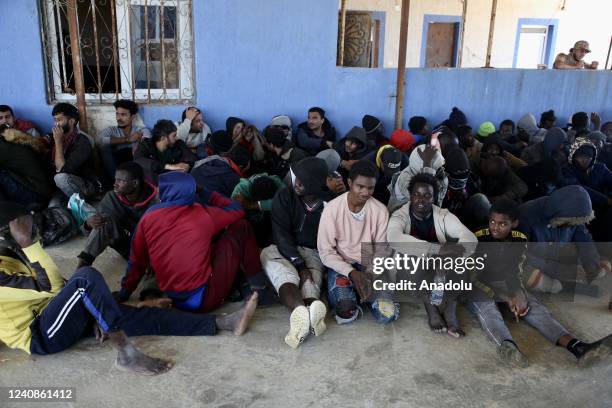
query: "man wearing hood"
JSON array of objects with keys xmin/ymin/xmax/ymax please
[
  {"xmin": 295, "ymin": 107, "xmax": 337, "ymax": 155},
  {"xmin": 364, "ymin": 145, "xmax": 408, "ymax": 205},
  {"xmin": 335, "ymin": 126, "xmax": 372, "ymax": 180},
  {"xmin": 442, "ymin": 147, "xmax": 490, "ymax": 230},
  {"xmin": 517, "ymin": 113, "xmax": 547, "ymax": 145},
  {"xmin": 519, "ymin": 185, "xmax": 609, "ymax": 293},
  {"xmin": 260, "ymin": 158, "xmax": 329, "ymax": 348},
  {"xmin": 561, "ymin": 138, "xmax": 612, "ymax": 209},
  {"xmin": 520, "ymin": 127, "xmax": 567, "ymax": 166},
  {"xmin": 76, "ymin": 162, "xmax": 158, "ymax": 269},
  {"xmin": 475, "ymin": 156, "xmax": 528, "ymax": 204},
  {"xmin": 388, "ymin": 144, "xmax": 447, "ymax": 213},
  {"xmin": 362, "ymin": 114, "xmax": 386, "ymax": 149},
  {"xmin": 479, "ymin": 133, "xmax": 527, "ymax": 171},
  {"xmin": 226, "ymin": 117, "xmax": 265, "ymax": 163},
  {"xmin": 561, "ymin": 137, "xmax": 612, "ymax": 241},
  {"xmin": 119, "ymin": 172, "xmax": 273, "ymax": 312},
  {"xmin": 191, "ymin": 144, "xmax": 251, "ymax": 198}
]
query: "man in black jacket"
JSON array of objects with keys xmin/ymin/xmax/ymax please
[
  {"xmin": 47, "ymin": 103, "xmax": 98, "ymax": 206},
  {"xmin": 468, "ymin": 199, "xmax": 611, "ymax": 367},
  {"xmin": 134, "ymin": 119, "xmax": 196, "ymax": 185},
  {"xmin": 0, "ymin": 126, "xmax": 53, "ymax": 209},
  {"xmin": 76, "ymin": 162, "xmax": 158, "ymax": 269},
  {"xmin": 263, "ymin": 126, "xmax": 309, "ymax": 180},
  {"xmin": 260, "ymin": 157, "xmax": 328, "ymax": 349}
]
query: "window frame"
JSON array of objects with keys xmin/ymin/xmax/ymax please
[
  {"xmin": 512, "ymin": 18, "xmax": 559, "ymax": 69},
  {"xmin": 39, "ymin": 0, "xmax": 195, "ymax": 104}
]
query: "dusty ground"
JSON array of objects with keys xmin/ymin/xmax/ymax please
[{"xmin": 1, "ymin": 236, "xmax": 611, "ymax": 408}]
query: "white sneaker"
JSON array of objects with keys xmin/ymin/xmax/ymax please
[
  {"xmin": 285, "ymin": 306, "xmax": 310, "ymax": 349},
  {"xmin": 308, "ymin": 300, "xmax": 327, "ymax": 336}
]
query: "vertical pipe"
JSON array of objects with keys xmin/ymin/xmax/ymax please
[
  {"xmin": 337, "ymin": 0, "xmax": 347, "ymax": 66},
  {"xmin": 458, "ymin": 0, "xmax": 468, "ymax": 67},
  {"xmin": 160, "ymin": 0, "xmax": 166, "ymax": 98},
  {"xmin": 394, "ymin": 0, "xmax": 410, "ymax": 130},
  {"xmin": 90, "ymin": 0, "xmax": 103, "ymax": 101},
  {"xmin": 485, "ymin": 0, "xmax": 498, "ymax": 68},
  {"xmin": 66, "ymin": 0, "xmax": 88, "ymax": 132},
  {"xmin": 605, "ymin": 35, "xmax": 612, "ymax": 70},
  {"xmin": 144, "ymin": 0, "xmax": 151, "ymax": 102},
  {"xmin": 110, "ymin": 0, "xmax": 119, "ymax": 98}
]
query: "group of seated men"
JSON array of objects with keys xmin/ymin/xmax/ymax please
[{"xmin": 1, "ymin": 101, "xmax": 611, "ymax": 375}]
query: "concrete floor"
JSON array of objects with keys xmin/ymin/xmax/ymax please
[{"xmin": 1, "ymin": 236, "xmax": 611, "ymax": 408}]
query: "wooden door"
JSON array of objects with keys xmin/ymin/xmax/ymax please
[{"xmin": 425, "ymin": 22, "xmax": 457, "ymax": 68}]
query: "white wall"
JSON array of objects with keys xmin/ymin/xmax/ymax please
[{"xmin": 342, "ymin": 0, "xmax": 612, "ymax": 68}]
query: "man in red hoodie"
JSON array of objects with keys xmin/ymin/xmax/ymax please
[{"xmin": 119, "ymin": 171, "xmax": 272, "ymax": 311}]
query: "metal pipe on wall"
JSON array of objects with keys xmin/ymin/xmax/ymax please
[
  {"xmin": 394, "ymin": 0, "xmax": 411, "ymax": 129},
  {"xmin": 337, "ymin": 0, "xmax": 347, "ymax": 66},
  {"xmin": 66, "ymin": 0, "xmax": 88, "ymax": 132},
  {"xmin": 458, "ymin": 0, "xmax": 468, "ymax": 67},
  {"xmin": 485, "ymin": 0, "xmax": 497, "ymax": 68}
]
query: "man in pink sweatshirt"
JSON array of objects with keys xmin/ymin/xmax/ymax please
[{"xmin": 318, "ymin": 160, "xmax": 399, "ymax": 324}]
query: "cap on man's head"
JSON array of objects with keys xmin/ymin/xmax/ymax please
[
  {"xmin": 209, "ymin": 130, "xmax": 233, "ymax": 154},
  {"xmin": 572, "ymin": 40, "xmax": 591, "ymax": 53},
  {"xmin": 377, "ymin": 145, "xmax": 402, "ymax": 178},
  {"xmin": 293, "ymin": 157, "xmax": 329, "ymax": 196},
  {"xmin": 362, "ymin": 115, "xmax": 382, "ymax": 134},
  {"xmin": 477, "ymin": 121, "xmax": 496, "ymax": 138},
  {"xmin": 316, "ymin": 149, "xmax": 341, "ymax": 175}
]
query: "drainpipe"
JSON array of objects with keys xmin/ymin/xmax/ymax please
[
  {"xmin": 66, "ymin": 0, "xmax": 88, "ymax": 132},
  {"xmin": 337, "ymin": 0, "xmax": 347, "ymax": 66},
  {"xmin": 485, "ymin": 0, "xmax": 498, "ymax": 68},
  {"xmin": 458, "ymin": 0, "xmax": 468, "ymax": 67},
  {"xmin": 394, "ymin": 0, "xmax": 410, "ymax": 130}
]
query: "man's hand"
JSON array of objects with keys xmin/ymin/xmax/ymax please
[
  {"xmin": 326, "ymin": 175, "xmax": 346, "ymax": 194},
  {"xmin": 86, "ymin": 215, "xmax": 106, "ymax": 230},
  {"xmin": 591, "ymin": 112, "xmax": 601, "ymax": 130},
  {"xmin": 165, "ymin": 163, "xmax": 190, "ymax": 172},
  {"xmin": 417, "ymin": 145, "xmax": 437, "ymax": 167},
  {"xmin": 349, "ymin": 269, "xmax": 372, "ymax": 301},
  {"xmin": 298, "ymin": 268, "xmax": 314, "ymax": 289},
  {"xmin": 9, "ymin": 215, "xmax": 35, "ymax": 248},
  {"xmin": 128, "ymin": 130, "xmax": 142, "ymax": 143},
  {"xmin": 508, "ymin": 291, "xmax": 529, "ymax": 319},
  {"xmin": 438, "ymin": 243, "xmax": 464, "ymax": 258},
  {"xmin": 233, "ymin": 193, "xmax": 258, "ymax": 210},
  {"xmin": 138, "ymin": 297, "xmax": 173, "ymax": 309},
  {"xmin": 590, "ymin": 61, "xmax": 599, "ymax": 70},
  {"xmin": 341, "ymin": 160, "xmax": 359, "ymax": 171},
  {"xmin": 52, "ymin": 126, "xmax": 64, "ymax": 145},
  {"xmin": 325, "ymin": 141, "xmax": 334, "ymax": 149},
  {"xmin": 185, "ymin": 107, "xmax": 199, "ymax": 121}
]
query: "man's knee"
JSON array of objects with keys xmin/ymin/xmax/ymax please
[
  {"xmin": 53, "ymin": 173, "xmax": 70, "ymax": 188},
  {"xmin": 371, "ymin": 298, "xmax": 399, "ymax": 324},
  {"xmin": 72, "ymin": 266, "xmax": 105, "ymax": 285}
]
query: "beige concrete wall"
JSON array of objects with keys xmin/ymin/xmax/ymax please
[{"xmin": 341, "ymin": 0, "xmax": 612, "ymax": 68}]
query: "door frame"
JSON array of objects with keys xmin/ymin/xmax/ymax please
[
  {"xmin": 420, "ymin": 14, "xmax": 462, "ymax": 68},
  {"xmin": 512, "ymin": 18, "xmax": 559, "ymax": 68}
]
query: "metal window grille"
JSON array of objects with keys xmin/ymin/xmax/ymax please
[{"xmin": 39, "ymin": 0, "xmax": 195, "ymax": 104}]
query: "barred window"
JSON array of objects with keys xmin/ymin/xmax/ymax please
[{"xmin": 39, "ymin": 0, "xmax": 195, "ymax": 103}]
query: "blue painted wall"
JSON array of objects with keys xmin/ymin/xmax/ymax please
[{"xmin": 1, "ymin": 0, "xmax": 611, "ymax": 139}]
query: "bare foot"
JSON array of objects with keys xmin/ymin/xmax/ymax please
[
  {"xmin": 215, "ymin": 292, "xmax": 259, "ymax": 336},
  {"xmin": 442, "ymin": 299, "xmax": 465, "ymax": 339},
  {"xmin": 115, "ymin": 344, "xmax": 173, "ymax": 375},
  {"xmin": 424, "ymin": 302, "xmax": 446, "ymax": 333}
]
